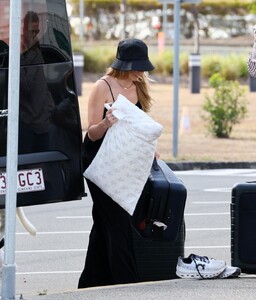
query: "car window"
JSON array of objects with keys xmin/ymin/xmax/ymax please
[{"xmin": 0, "ymin": 0, "xmax": 72, "ymax": 67}]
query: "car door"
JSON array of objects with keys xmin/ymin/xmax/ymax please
[{"xmin": 0, "ymin": 0, "xmax": 84, "ymax": 207}]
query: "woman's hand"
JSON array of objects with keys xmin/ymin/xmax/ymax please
[
  {"xmin": 88, "ymin": 109, "xmax": 117, "ymax": 141},
  {"xmin": 155, "ymin": 151, "xmax": 160, "ymax": 160},
  {"xmin": 104, "ymin": 108, "xmax": 118, "ymax": 128}
]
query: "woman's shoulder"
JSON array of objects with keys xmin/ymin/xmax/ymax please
[
  {"xmin": 92, "ymin": 76, "xmax": 115, "ymax": 102},
  {"xmin": 94, "ymin": 75, "xmax": 112, "ymax": 87}
]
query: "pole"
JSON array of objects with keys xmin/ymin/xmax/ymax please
[
  {"xmin": 79, "ymin": 0, "xmax": 84, "ymax": 42},
  {"xmin": 1, "ymin": 0, "xmax": 21, "ymax": 299},
  {"xmin": 172, "ymin": 0, "xmax": 180, "ymax": 157}
]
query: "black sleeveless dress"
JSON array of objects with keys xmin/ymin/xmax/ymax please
[{"xmin": 78, "ymin": 79, "xmax": 140, "ymax": 288}]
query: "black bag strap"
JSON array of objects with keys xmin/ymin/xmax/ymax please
[{"xmin": 101, "ymin": 78, "xmax": 115, "ymax": 102}]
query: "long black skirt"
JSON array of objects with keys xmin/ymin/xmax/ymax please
[{"xmin": 78, "ymin": 179, "xmax": 139, "ymax": 288}]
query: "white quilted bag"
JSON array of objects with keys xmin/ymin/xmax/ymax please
[{"xmin": 84, "ymin": 94, "xmax": 163, "ymax": 215}]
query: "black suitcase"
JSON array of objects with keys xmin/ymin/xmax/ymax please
[
  {"xmin": 231, "ymin": 182, "xmax": 256, "ymax": 273},
  {"xmin": 132, "ymin": 159, "xmax": 187, "ymax": 281}
]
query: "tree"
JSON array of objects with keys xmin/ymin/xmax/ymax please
[
  {"xmin": 191, "ymin": 4, "xmax": 200, "ymax": 54},
  {"xmin": 120, "ymin": 0, "xmax": 127, "ymax": 39},
  {"xmin": 202, "ymin": 76, "xmax": 247, "ymax": 138},
  {"xmin": 68, "ymin": 0, "xmax": 252, "ymax": 41}
]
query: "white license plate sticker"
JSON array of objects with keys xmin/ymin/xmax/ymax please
[{"xmin": 0, "ymin": 169, "xmax": 45, "ymax": 194}]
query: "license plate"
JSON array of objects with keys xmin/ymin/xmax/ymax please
[{"xmin": 0, "ymin": 169, "xmax": 45, "ymax": 195}]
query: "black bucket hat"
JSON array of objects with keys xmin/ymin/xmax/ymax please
[{"xmin": 111, "ymin": 38, "xmax": 154, "ymax": 72}]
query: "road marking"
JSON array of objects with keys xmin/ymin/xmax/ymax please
[
  {"xmin": 16, "ymin": 231, "xmax": 90, "ymax": 235},
  {"xmin": 56, "ymin": 216, "xmax": 92, "ymax": 219},
  {"xmin": 17, "ymin": 270, "xmax": 81, "ymax": 275},
  {"xmin": 175, "ymin": 169, "xmax": 256, "ymax": 176},
  {"xmin": 58, "ymin": 213, "xmax": 231, "ymax": 218},
  {"xmin": 185, "ymin": 212, "xmax": 229, "ymax": 216},
  {"xmin": 204, "ymin": 188, "xmax": 231, "ymax": 192},
  {"xmin": 193, "ymin": 201, "xmax": 230, "ymax": 204},
  {"xmin": 16, "ymin": 249, "xmax": 87, "ymax": 253},
  {"xmin": 187, "ymin": 228, "xmax": 229, "ymax": 231},
  {"xmin": 185, "ymin": 245, "xmax": 230, "ymax": 249}
]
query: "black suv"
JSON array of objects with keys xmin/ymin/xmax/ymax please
[{"xmin": 0, "ymin": 0, "xmax": 84, "ymax": 207}]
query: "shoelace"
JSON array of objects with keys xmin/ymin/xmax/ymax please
[
  {"xmin": 191, "ymin": 254, "xmax": 210, "ymax": 263},
  {"xmin": 191, "ymin": 254, "xmax": 211, "ymax": 279}
]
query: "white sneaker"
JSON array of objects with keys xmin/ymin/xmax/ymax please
[
  {"xmin": 218, "ymin": 265, "xmax": 241, "ymax": 279},
  {"xmin": 176, "ymin": 254, "xmax": 226, "ymax": 279}
]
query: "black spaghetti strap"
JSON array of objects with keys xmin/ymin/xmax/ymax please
[{"xmin": 101, "ymin": 78, "xmax": 115, "ymax": 102}]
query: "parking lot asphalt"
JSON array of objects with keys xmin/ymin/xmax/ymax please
[{"xmin": 21, "ymin": 163, "xmax": 256, "ymax": 300}]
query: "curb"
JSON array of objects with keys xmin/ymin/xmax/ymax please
[{"xmin": 167, "ymin": 161, "xmax": 256, "ymax": 171}]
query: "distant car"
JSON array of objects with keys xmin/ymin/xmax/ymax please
[
  {"xmin": 0, "ymin": 0, "xmax": 84, "ymax": 207},
  {"xmin": 208, "ymin": 28, "xmax": 229, "ymax": 39}
]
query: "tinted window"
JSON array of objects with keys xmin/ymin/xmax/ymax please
[{"xmin": 0, "ymin": 0, "xmax": 72, "ymax": 67}]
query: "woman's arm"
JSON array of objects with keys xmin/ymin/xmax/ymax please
[{"xmin": 87, "ymin": 79, "xmax": 117, "ymax": 141}]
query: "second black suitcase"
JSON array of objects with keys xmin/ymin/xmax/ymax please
[
  {"xmin": 132, "ymin": 220, "xmax": 185, "ymax": 281},
  {"xmin": 231, "ymin": 182, "xmax": 256, "ymax": 273}
]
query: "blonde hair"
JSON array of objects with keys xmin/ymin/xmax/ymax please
[{"xmin": 105, "ymin": 67, "xmax": 153, "ymax": 112}]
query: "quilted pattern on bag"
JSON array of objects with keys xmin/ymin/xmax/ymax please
[{"xmin": 84, "ymin": 94, "xmax": 163, "ymax": 215}]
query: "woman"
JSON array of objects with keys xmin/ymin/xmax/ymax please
[
  {"xmin": 248, "ymin": 25, "xmax": 256, "ymax": 78},
  {"xmin": 78, "ymin": 38, "xmax": 155, "ymax": 288}
]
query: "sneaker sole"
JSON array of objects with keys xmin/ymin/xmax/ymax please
[
  {"xmin": 176, "ymin": 266, "xmax": 226, "ymax": 279},
  {"xmin": 219, "ymin": 267, "xmax": 241, "ymax": 279}
]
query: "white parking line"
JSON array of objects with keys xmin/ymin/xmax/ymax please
[
  {"xmin": 56, "ymin": 216, "xmax": 92, "ymax": 219},
  {"xmin": 17, "ymin": 271, "xmax": 81, "ymax": 275},
  {"xmin": 185, "ymin": 245, "xmax": 230, "ymax": 249},
  {"xmin": 204, "ymin": 188, "xmax": 231, "ymax": 192},
  {"xmin": 185, "ymin": 212, "xmax": 229, "ymax": 216},
  {"xmin": 193, "ymin": 201, "xmax": 230, "ymax": 204},
  {"xmin": 16, "ymin": 249, "xmax": 86, "ymax": 253},
  {"xmin": 16, "ymin": 231, "xmax": 90, "ymax": 235},
  {"xmin": 175, "ymin": 169, "xmax": 256, "ymax": 176},
  {"xmin": 187, "ymin": 228, "xmax": 229, "ymax": 231}
]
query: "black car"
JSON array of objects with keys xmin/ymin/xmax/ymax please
[{"xmin": 0, "ymin": 0, "xmax": 84, "ymax": 207}]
